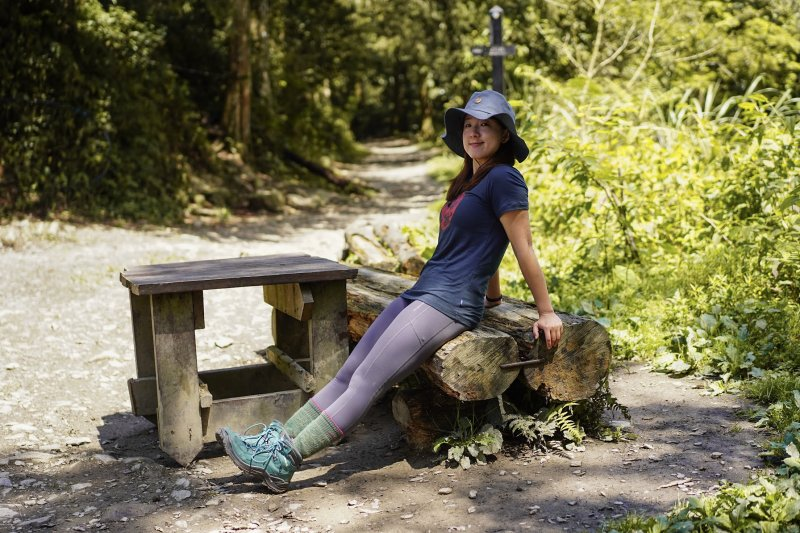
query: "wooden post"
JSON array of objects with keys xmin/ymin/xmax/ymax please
[
  {"xmin": 129, "ymin": 292, "xmax": 155, "ymax": 378},
  {"xmin": 308, "ymin": 280, "xmax": 349, "ymax": 390},
  {"xmin": 151, "ymin": 292, "xmax": 203, "ymax": 466}
]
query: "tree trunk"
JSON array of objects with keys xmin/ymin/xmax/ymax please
[
  {"xmin": 223, "ymin": 0, "xmax": 252, "ymax": 152},
  {"xmin": 344, "ymin": 225, "xmax": 398, "ymax": 272},
  {"xmin": 348, "ymin": 284, "xmax": 520, "ymax": 400},
  {"xmin": 392, "ymin": 388, "xmax": 496, "ymax": 450},
  {"xmin": 349, "ymin": 268, "xmax": 612, "ymax": 401}
]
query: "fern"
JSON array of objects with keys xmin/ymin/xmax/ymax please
[{"xmin": 505, "ymin": 402, "xmax": 585, "ymax": 450}]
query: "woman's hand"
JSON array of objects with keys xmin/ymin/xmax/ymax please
[{"xmin": 533, "ymin": 311, "xmax": 563, "ymax": 350}]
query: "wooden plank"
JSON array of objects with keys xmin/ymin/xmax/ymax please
[
  {"xmin": 129, "ymin": 292, "xmax": 155, "ymax": 378},
  {"xmin": 202, "ymin": 390, "xmax": 307, "ymax": 443},
  {"xmin": 263, "ymin": 283, "xmax": 314, "ymax": 321},
  {"xmin": 120, "ymin": 254, "xmax": 357, "ymax": 295},
  {"xmin": 151, "ymin": 292, "xmax": 203, "ymax": 466},
  {"xmin": 266, "ymin": 346, "xmax": 316, "ymax": 392},
  {"xmin": 272, "ymin": 309, "xmax": 311, "ymax": 360},
  {"xmin": 192, "ymin": 291, "xmax": 205, "ymax": 330},
  {"xmin": 128, "ymin": 363, "xmax": 307, "ymax": 416},
  {"xmin": 308, "ymin": 280, "xmax": 350, "ymax": 389}
]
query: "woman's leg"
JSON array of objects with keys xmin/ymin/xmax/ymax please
[
  {"xmin": 284, "ymin": 296, "xmax": 411, "ymax": 437},
  {"xmin": 292, "ymin": 300, "xmax": 466, "ymax": 458}
]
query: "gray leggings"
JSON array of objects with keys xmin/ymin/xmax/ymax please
[{"xmin": 310, "ymin": 296, "xmax": 466, "ymax": 435}]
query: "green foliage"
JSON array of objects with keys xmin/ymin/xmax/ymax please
[
  {"xmin": 433, "ymin": 417, "xmax": 503, "ymax": 470},
  {"xmin": 0, "ymin": 1, "xmax": 203, "ymax": 221},
  {"xmin": 505, "ymin": 402, "xmax": 586, "ymax": 451},
  {"xmin": 604, "ymin": 473, "xmax": 800, "ymax": 532}
]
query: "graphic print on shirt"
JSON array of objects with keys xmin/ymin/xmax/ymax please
[{"xmin": 440, "ymin": 193, "xmax": 465, "ymax": 231}]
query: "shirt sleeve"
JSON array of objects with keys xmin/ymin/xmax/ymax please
[{"xmin": 490, "ymin": 166, "xmax": 529, "ymax": 218}]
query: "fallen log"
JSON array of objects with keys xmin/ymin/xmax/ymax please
[
  {"xmin": 348, "ymin": 283, "xmax": 519, "ymax": 400},
  {"xmin": 374, "ymin": 223, "xmax": 425, "ymax": 276},
  {"xmin": 344, "ymin": 224, "xmax": 398, "ymax": 272},
  {"xmin": 349, "ymin": 267, "xmax": 612, "ymax": 401}
]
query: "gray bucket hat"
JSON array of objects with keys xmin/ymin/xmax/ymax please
[{"xmin": 442, "ymin": 90, "xmax": 529, "ymax": 163}]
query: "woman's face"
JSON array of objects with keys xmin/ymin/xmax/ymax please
[{"xmin": 462, "ymin": 115, "xmax": 508, "ymax": 166}]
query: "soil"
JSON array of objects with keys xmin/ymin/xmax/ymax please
[{"xmin": 0, "ymin": 140, "xmax": 771, "ymax": 532}]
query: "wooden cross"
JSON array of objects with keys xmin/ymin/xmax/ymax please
[{"xmin": 471, "ymin": 6, "xmax": 516, "ymax": 94}]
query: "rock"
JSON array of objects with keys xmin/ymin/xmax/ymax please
[
  {"xmin": 710, "ymin": 452, "xmax": 723, "ymax": 459},
  {"xmin": 65, "ymin": 437, "xmax": 92, "ymax": 447},
  {"xmin": 71, "ymin": 483, "xmax": 92, "ymax": 492},
  {"xmin": 101, "ymin": 502, "xmax": 154, "ymax": 522},
  {"xmin": 175, "ymin": 519, "xmax": 188, "ymax": 529},
  {"xmin": 17, "ymin": 514, "xmax": 54, "ymax": 528},
  {"xmin": 93, "ymin": 454, "xmax": 116, "ymax": 464},
  {"xmin": 467, "ymin": 506, "xmax": 476, "ymax": 514},
  {"xmin": 438, "ymin": 487, "xmax": 453, "ymax": 495},
  {"xmin": 468, "ymin": 490, "xmax": 477, "ymax": 499},
  {"xmin": 171, "ymin": 489, "xmax": 192, "ymax": 502},
  {"xmin": 12, "ymin": 451, "xmax": 53, "ymax": 463},
  {"xmin": 400, "ymin": 514, "xmax": 414, "ymax": 519},
  {"xmin": 286, "ymin": 193, "xmax": 323, "ymax": 210},
  {"xmin": 0, "ymin": 506, "xmax": 19, "ymax": 520},
  {"xmin": 174, "ymin": 478, "xmax": 191, "ymax": 489},
  {"xmin": 0, "ymin": 477, "xmax": 11, "ymax": 488},
  {"xmin": 248, "ymin": 190, "xmax": 285, "ymax": 212}
]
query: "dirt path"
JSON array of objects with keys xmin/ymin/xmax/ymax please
[{"xmin": 0, "ymin": 140, "xmax": 767, "ymax": 532}]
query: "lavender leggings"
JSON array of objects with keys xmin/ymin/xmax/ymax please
[{"xmin": 309, "ymin": 296, "xmax": 466, "ymax": 435}]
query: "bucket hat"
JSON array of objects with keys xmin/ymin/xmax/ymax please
[{"xmin": 442, "ymin": 90, "xmax": 529, "ymax": 163}]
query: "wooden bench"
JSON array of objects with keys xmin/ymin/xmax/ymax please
[{"xmin": 120, "ymin": 253, "xmax": 357, "ymax": 465}]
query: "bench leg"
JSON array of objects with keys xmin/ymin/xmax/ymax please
[
  {"xmin": 308, "ymin": 280, "xmax": 349, "ymax": 389},
  {"xmin": 129, "ymin": 293, "xmax": 155, "ymax": 378},
  {"xmin": 151, "ymin": 292, "xmax": 203, "ymax": 466}
]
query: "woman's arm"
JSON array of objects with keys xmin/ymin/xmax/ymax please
[
  {"xmin": 499, "ymin": 209, "xmax": 563, "ymax": 349},
  {"xmin": 485, "ymin": 270, "xmax": 502, "ymax": 308}
]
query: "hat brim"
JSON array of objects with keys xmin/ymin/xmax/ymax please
[{"xmin": 442, "ymin": 108, "xmax": 529, "ymax": 163}]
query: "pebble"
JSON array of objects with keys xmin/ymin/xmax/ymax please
[
  {"xmin": 65, "ymin": 437, "xmax": 91, "ymax": 447},
  {"xmin": 438, "ymin": 487, "xmax": 453, "ymax": 495},
  {"xmin": 174, "ymin": 478, "xmax": 191, "ymax": 489},
  {"xmin": 171, "ymin": 490, "xmax": 192, "ymax": 502},
  {"xmin": 71, "ymin": 483, "xmax": 92, "ymax": 492},
  {"xmin": 18, "ymin": 515, "xmax": 54, "ymax": 529},
  {"xmin": 0, "ymin": 506, "xmax": 19, "ymax": 519},
  {"xmin": 468, "ymin": 490, "xmax": 477, "ymax": 499},
  {"xmin": 93, "ymin": 454, "xmax": 116, "ymax": 463},
  {"xmin": 710, "ymin": 452, "xmax": 723, "ymax": 459},
  {"xmin": 400, "ymin": 513, "xmax": 414, "ymax": 520},
  {"xmin": 0, "ymin": 477, "xmax": 11, "ymax": 488},
  {"xmin": 314, "ymin": 480, "xmax": 328, "ymax": 487},
  {"xmin": 467, "ymin": 506, "xmax": 476, "ymax": 514}
]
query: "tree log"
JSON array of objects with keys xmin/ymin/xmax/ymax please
[
  {"xmin": 349, "ymin": 267, "xmax": 612, "ymax": 401},
  {"xmin": 344, "ymin": 225, "xmax": 398, "ymax": 272},
  {"xmin": 373, "ymin": 223, "xmax": 425, "ymax": 276},
  {"xmin": 348, "ymin": 284, "xmax": 519, "ymax": 400},
  {"xmin": 392, "ymin": 388, "xmax": 495, "ymax": 450}
]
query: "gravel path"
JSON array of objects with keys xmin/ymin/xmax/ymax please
[{"xmin": 0, "ymin": 140, "xmax": 768, "ymax": 532}]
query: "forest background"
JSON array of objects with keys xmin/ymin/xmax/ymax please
[{"xmin": 2, "ymin": 0, "xmax": 800, "ymax": 530}]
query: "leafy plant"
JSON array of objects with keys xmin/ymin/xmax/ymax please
[
  {"xmin": 432, "ymin": 417, "xmax": 503, "ymax": 470},
  {"xmin": 505, "ymin": 402, "xmax": 586, "ymax": 451}
]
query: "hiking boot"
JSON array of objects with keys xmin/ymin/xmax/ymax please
[
  {"xmin": 216, "ymin": 421, "xmax": 285, "ymax": 452},
  {"xmin": 217, "ymin": 426, "xmax": 302, "ymax": 493}
]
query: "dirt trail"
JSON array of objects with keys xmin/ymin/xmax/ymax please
[{"xmin": 0, "ymin": 140, "xmax": 768, "ymax": 532}]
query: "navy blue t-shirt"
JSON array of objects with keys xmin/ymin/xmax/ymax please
[{"xmin": 402, "ymin": 165, "xmax": 529, "ymax": 328}]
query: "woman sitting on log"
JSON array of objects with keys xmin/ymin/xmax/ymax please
[{"xmin": 216, "ymin": 89, "xmax": 564, "ymax": 493}]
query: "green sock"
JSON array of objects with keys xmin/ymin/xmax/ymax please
[
  {"xmin": 284, "ymin": 401, "xmax": 322, "ymax": 438},
  {"xmin": 293, "ymin": 413, "xmax": 343, "ymax": 459}
]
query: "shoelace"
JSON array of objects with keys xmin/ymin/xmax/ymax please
[
  {"xmin": 249, "ymin": 439, "xmax": 288, "ymax": 468},
  {"xmin": 241, "ymin": 423, "xmax": 279, "ymax": 449}
]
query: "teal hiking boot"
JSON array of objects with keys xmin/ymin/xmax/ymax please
[
  {"xmin": 216, "ymin": 421, "xmax": 285, "ymax": 451},
  {"xmin": 217, "ymin": 426, "xmax": 302, "ymax": 493}
]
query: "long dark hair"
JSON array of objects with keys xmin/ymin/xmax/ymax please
[{"xmin": 445, "ymin": 121, "xmax": 516, "ymax": 202}]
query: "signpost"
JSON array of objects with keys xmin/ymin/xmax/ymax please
[{"xmin": 471, "ymin": 6, "xmax": 515, "ymax": 94}]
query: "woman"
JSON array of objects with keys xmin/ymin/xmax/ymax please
[{"xmin": 217, "ymin": 89, "xmax": 563, "ymax": 493}]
